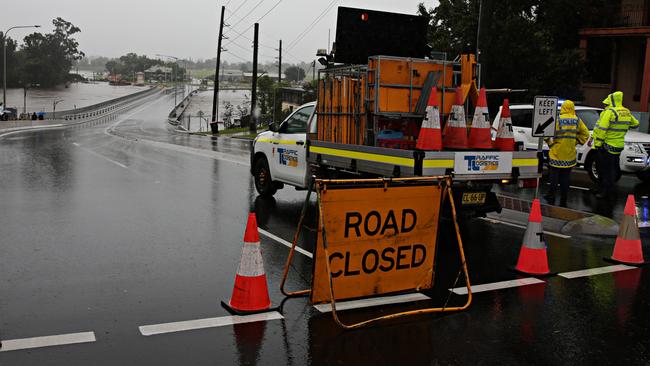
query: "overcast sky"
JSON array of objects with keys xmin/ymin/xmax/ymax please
[{"xmin": 6, "ymin": 0, "xmax": 431, "ymax": 65}]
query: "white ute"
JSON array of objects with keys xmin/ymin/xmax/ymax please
[
  {"xmin": 250, "ymin": 102, "xmax": 316, "ymax": 196},
  {"xmin": 491, "ymin": 103, "xmax": 650, "ymax": 183}
]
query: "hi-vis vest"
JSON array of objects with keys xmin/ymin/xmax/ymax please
[
  {"xmin": 546, "ymin": 100, "xmax": 589, "ymax": 168},
  {"xmin": 593, "ymin": 92, "xmax": 639, "ymax": 154}
]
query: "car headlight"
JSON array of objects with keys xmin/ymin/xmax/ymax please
[{"xmin": 625, "ymin": 142, "xmax": 644, "ymax": 154}]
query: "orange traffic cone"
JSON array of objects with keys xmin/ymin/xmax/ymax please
[
  {"xmin": 494, "ymin": 99, "xmax": 515, "ymax": 151},
  {"xmin": 222, "ymin": 213, "xmax": 273, "ymax": 314},
  {"xmin": 605, "ymin": 195, "xmax": 647, "ymax": 266},
  {"xmin": 442, "ymin": 87, "xmax": 468, "ymax": 149},
  {"xmin": 468, "ymin": 87, "xmax": 493, "ymax": 149},
  {"xmin": 513, "ymin": 199, "xmax": 554, "ymax": 276},
  {"xmin": 416, "ymin": 86, "xmax": 442, "ymax": 151}
]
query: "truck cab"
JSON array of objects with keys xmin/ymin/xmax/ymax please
[{"xmin": 251, "ymin": 102, "xmax": 316, "ymax": 196}]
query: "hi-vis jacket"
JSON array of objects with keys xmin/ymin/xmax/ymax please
[
  {"xmin": 593, "ymin": 91, "xmax": 639, "ymax": 154},
  {"xmin": 546, "ymin": 100, "xmax": 589, "ymax": 168}
]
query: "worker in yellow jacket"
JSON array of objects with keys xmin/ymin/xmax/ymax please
[
  {"xmin": 592, "ymin": 91, "xmax": 639, "ymax": 198},
  {"xmin": 544, "ymin": 100, "xmax": 589, "ymax": 207}
]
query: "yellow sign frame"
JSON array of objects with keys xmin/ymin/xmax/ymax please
[{"xmin": 279, "ymin": 176, "xmax": 473, "ymax": 330}]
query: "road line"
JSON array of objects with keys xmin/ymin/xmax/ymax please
[
  {"xmin": 139, "ymin": 312, "xmax": 283, "ymax": 336},
  {"xmin": 72, "ymin": 142, "xmax": 129, "ymax": 169},
  {"xmin": 258, "ymin": 228, "xmax": 313, "ymax": 259},
  {"xmin": 558, "ymin": 264, "xmax": 635, "ymax": 279},
  {"xmin": 450, "ymin": 278, "xmax": 544, "ymax": 295},
  {"xmin": 313, "ymin": 293, "xmax": 430, "ymax": 313},
  {"xmin": 543, "ymin": 182, "xmax": 590, "ymax": 191},
  {"xmin": 0, "ymin": 124, "xmax": 65, "ymax": 138},
  {"xmin": 479, "ymin": 217, "xmax": 572, "ymax": 239},
  {"xmin": 0, "ymin": 331, "xmax": 96, "ymax": 352}
]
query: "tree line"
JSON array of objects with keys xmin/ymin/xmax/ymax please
[
  {"xmin": 418, "ymin": 0, "xmax": 609, "ymax": 101},
  {"xmin": 1, "ymin": 18, "xmax": 85, "ymax": 89}
]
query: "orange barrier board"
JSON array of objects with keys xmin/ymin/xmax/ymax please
[{"xmin": 311, "ymin": 184, "xmax": 442, "ymax": 303}]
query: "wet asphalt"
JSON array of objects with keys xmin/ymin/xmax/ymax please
[{"xmin": 1, "ymin": 93, "xmax": 649, "ymax": 365}]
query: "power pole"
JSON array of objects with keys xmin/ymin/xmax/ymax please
[
  {"xmin": 211, "ymin": 5, "xmax": 225, "ymax": 134},
  {"xmin": 278, "ymin": 39, "xmax": 282, "ymax": 84},
  {"xmin": 250, "ymin": 23, "xmax": 259, "ymax": 134}
]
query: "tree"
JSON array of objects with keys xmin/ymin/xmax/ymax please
[
  {"xmin": 418, "ymin": 0, "xmax": 609, "ymax": 100},
  {"xmin": 19, "ymin": 17, "xmax": 85, "ymax": 87},
  {"xmin": 284, "ymin": 66, "xmax": 305, "ymax": 82}
]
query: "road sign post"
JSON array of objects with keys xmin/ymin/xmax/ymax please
[{"xmin": 532, "ymin": 96, "xmax": 559, "ymax": 197}]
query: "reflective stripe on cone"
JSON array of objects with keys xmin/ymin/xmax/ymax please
[
  {"xmin": 443, "ymin": 87, "xmax": 468, "ymax": 149},
  {"xmin": 608, "ymin": 195, "xmax": 646, "ymax": 265},
  {"xmin": 416, "ymin": 87, "xmax": 442, "ymax": 151},
  {"xmin": 494, "ymin": 99, "xmax": 515, "ymax": 151},
  {"xmin": 468, "ymin": 87, "xmax": 492, "ymax": 149},
  {"xmin": 513, "ymin": 199, "xmax": 553, "ymax": 276},
  {"xmin": 224, "ymin": 213, "xmax": 273, "ymax": 314}
]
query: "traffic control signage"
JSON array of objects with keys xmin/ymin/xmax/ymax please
[
  {"xmin": 532, "ymin": 96, "xmax": 559, "ymax": 137},
  {"xmin": 311, "ymin": 184, "xmax": 442, "ymax": 303}
]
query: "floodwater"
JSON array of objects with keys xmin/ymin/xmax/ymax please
[
  {"xmin": 182, "ymin": 89, "xmax": 250, "ymax": 132},
  {"xmin": 3, "ymin": 81, "xmax": 149, "ymax": 115}
]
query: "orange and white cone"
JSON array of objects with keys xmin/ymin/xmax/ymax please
[
  {"xmin": 468, "ymin": 87, "xmax": 493, "ymax": 150},
  {"xmin": 442, "ymin": 87, "xmax": 468, "ymax": 149},
  {"xmin": 222, "ymin": 213, "xmax": 273, "ymax": 314},
  {"xmin": 605, "ymin": 195, "xmax": 647, "ymax": 266},
  {"xmin": 416, "ymin": 86, "xmax": 443, "ymax": 151},
  {"xmin": 494, "ymin": 99, "xmax": 515, "ymax": 151},
  {"xmin": 513, "ymin": 199, "xmax": 554, "ymax": 276}
]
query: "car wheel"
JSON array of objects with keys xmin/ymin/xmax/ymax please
[
  {"xmin": 637, "ymin": 170, "xmax": 650, "ymax": 183},
  {"xmin": 254, "ymin": 157, "xmax": 277, "ymax": 197},
  {"xmin": 585, "ymin": 153, "xmax": 622, "ymax": 183}
]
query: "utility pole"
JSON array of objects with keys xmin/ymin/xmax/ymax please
[
  {"xmin": 250, "ymin": 23, "xmax": 259, "ymax": 134},
  {"xmin": 278, "ymin": 39, "xmax": 282, "ymax": 84},
  {"xmin": 211, "ymin": 5, "xmax": 226, "ymax": 134}
]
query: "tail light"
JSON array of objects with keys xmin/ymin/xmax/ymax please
[{"xmin": 518, "ymin": 178, "xmax": 538, "ymax": 188}]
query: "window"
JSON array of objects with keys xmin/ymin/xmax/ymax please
[
  {"xmin": 510, "ymin": 109, "xmax": 533, "ymax": 128},
  {"xmin": 283, "ymin": 105, "xmax": 314, "ymax": 133},
  {"xmin": 575, "ymin": 110, "xmax": 602, "ymax": 130}
]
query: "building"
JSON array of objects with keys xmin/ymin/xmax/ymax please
[
  {"xmin": 279, "ymin": 87, "xmax": 305, "ymax": 112},
  {"xmin": 579, "ymin": 0, "xmax": 650, "ymax": 111},
  {"xmin": 144, "ymin": 65, "xmax": 173, "ymax": 83}
]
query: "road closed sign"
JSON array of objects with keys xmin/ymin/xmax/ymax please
[
  {"xmin": 311, "ymin": 183, "xmax": 442, "ymax": 304},
  {"xmin": 532, "ymin": 96, "xmax": 559, "ymax": 137}
]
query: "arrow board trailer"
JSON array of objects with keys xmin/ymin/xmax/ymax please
[{"xmin": 532, "ymin": 96, "xmax": 559, "ymax": 137}]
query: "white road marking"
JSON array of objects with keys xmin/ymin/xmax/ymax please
[
  {"xmin": 72, "ymin": 142, "xmax": 128, "ymax": 169},
  {"xmin": 479, "ymin": 217, "xmax": 572, "ymax": 239},
  {"xmin": 0, "ymin": 124, "xmax": 65, "ymax": 138},
  {"xmin": 0, "ymin": 331, "xmax": 96, "ymax": 352},
  {"xmin": 558, "ymin": 264, "xmax": 635, "ymax": 279},
  {"xmin": 313, "ymin": 293, "xmax": 430, "ymax": 313},
  {"xmin": 258, "ymin": 228, "xmax": 313, "ymax": 259},
  {"xmin": 543, "ymin": 182, "xmax": 590, "ymax": 191},
  {"xmin": 450, "ymin": 278, "xmax": 544, "ymax": 295},
  {"xmin": 139, "ymin": 311, "xmax": 283, "ymax": 336}
]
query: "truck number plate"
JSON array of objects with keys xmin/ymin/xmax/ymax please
[{"xmin": 462, "ymin": 192, "xmax": 486, "ymax": 205}]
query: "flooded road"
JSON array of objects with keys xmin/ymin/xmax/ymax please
[
  {"xmin": 3, "ymin": 82, "xmax": 150, "ymax": 115},
  {"xmin": 0, "ymin": 93, "xmax": 649, "ymax": 365}
]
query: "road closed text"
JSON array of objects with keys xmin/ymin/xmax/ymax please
[
  {"xmin": 311, "ymin": 185, "xmax": 442, "ymax": 303},
  {"xmin": 328, "ymin": 209, "xmax": 425, "ymax": 277}
]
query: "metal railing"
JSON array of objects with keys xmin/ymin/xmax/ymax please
[{"xmin": 47, "ymin": 86, "xmax": 159, "ymax": 120}]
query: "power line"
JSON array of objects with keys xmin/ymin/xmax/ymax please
[
  {"xmin": 229, "ymin": 0, "xmax": 267, "ymax": 30},
  {"xmin": 225, "ymin": 0, "xmax": 284, "ymax": 47},
  {"xmin": 286, "ymin": 0, "xmax": 338, "ymax": 51},
  {"xmin": 226, "ymin": 0, "xmax": 251, "ymax": 21}
]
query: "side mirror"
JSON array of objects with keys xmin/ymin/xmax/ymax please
[{"xmin": 269, "ymin": 122, "xmax": 279, "ymax": 132}]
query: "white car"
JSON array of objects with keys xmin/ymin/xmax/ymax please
[
  {"xmin": 491, "ymin": 103, "xmax": 650, "ymax": 183},
  {"xmin": 250, "ymin": 102, "xmax": 316, "ymax": 196}
]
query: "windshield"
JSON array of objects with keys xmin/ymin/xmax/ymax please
[{"xmin": 575, "ymin": 110, "xmax": 601, "ymax": 130}]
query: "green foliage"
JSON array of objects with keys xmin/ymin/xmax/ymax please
[
  {"xmin": 284, "ymin": 65, "xmax": 305, "ymax": 82},
  {"xmin": 1, "ymin": 18, "xmax": 85, "ymax": 88},
  {"xmin": 105, "ymin": 53, "xmax": 186, "ymax": 81},
  {"xmin": 418, "ymin": 0, "xmax": 608, "ymax": 100}
]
